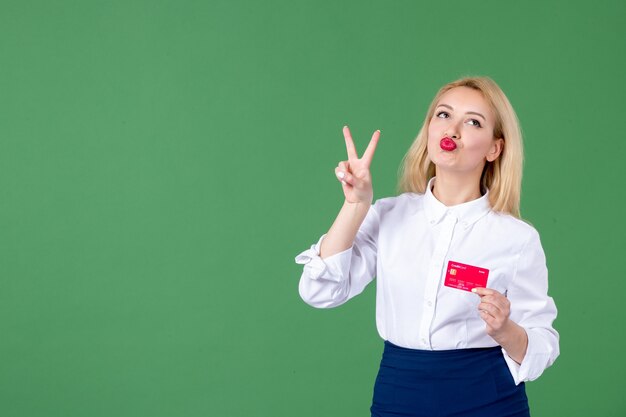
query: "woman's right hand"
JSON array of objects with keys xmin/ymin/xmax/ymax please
[{"xmin": 335, "ymin": 126, "xmax": 380, "ymax": 205}]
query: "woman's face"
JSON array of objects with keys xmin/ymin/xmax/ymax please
[{"xmin": 427, "ymin": 86, "xmax": 502, "ymax": 176}]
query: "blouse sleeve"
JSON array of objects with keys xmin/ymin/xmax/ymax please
[
  {"xmin": 294, "ymin": 202, "xmax": 380, "ymax": 308},
  {"xmin": 502, "ymin": 228, "xmax": 560, "ymax": 385}
]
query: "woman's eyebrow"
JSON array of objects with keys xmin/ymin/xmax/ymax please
[{"xmin": 437, "ymin": 103, "xmax": 486, "ymax": 121}]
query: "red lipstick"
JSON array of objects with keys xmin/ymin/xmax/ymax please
[{"xmin": 440, "ymin": 137, "xmax": 457, "ymax": 151}]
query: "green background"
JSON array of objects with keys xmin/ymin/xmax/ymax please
[{"xmin": 1, "ymin": 1, "xmax": 625, "ymax": 416}]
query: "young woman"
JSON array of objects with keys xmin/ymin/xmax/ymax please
[{"xmin": 294, "ymin": 76, "xmax": 559, "ymax": 417}]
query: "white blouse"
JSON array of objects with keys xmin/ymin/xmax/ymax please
[{"xmin": 295, "ymin": 178, "xmax": 559, "ymax": 385}]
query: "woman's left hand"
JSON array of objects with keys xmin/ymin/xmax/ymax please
[
  {"xmin": 472, "ymin": 287, "xmax": 528, "ymax": 364},
  {"xmin": 471, "ymin": 287, "xmax": 512, "ymax": 340}
]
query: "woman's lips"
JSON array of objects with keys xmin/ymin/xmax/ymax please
[{"xmin": 440, "ymin": 137, "xmax": 457, "ymax": 151}]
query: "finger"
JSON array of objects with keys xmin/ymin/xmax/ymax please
[
  {"xmin": 335, "ymin": 169, "xmax": 355, "ymax": 186},
  {"xmin": 480, "ymin": 310, "xmax": 496, "ymax": 323},
  {"xmin": 480, "ymin": 294, "xmax": 501, "ymax": 304},
  {"xmin": 480, "ymin": 309, "xmax": 494, "ymax": 318},
  {"xmin": 479, "ymin": 310, "xmax": 497, "ymax": 326},
  {"xmin": 343, "ymin": 126, "xmax": 358, "ymax": 161},
  {"xmin": 478, "ymin": 292, "xmax": 510, "ymax": 312},
  {"xmin": 478, "ymin": 302, "xmax": 505, "ymax": 319},
  {"xmin": 483, "ymin": 294, "xmax": 509, "ymax": 312},
  {"xmin": 361, "ymin": 130, "xmax": 380, "ymax": 167},
  {"xmin": 335, "ymin": 162, "xmax": 351, "ymax": 182},
  {"xmin": 337, "ymin": 160, "xmax": 350, "ymax": 173},
  {"xmin": 471, "ymin": 287, "xmax": 499, "ymax": 297}
]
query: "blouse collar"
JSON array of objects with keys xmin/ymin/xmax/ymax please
[{"xmin": 423, "ymin": 177, "xmax": 491, "ymax": 228}]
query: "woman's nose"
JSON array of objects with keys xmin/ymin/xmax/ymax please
[
  {"xmin": 444, "ymin": 130, "xmax": 460, "ymax": 139},
  {"xmin": 444, "ymin": 120, "xmax": 462, "ymax": 139}
]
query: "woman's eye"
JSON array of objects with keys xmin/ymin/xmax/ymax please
[
  {"xmin": 467, "ymin": 119, "xmax": 482, "ymax": 128},
  {"xmin": 436, "ymin": 111, "xmax": 449, "ymax": 118}
]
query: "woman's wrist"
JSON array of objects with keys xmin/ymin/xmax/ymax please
[
  {"xmin": 495, "ymin": 320, "xmax": 528, "ymax": 365},
  {"xmin": 320, "ymin": 200, "xmax": 371, "ymax": 259}
]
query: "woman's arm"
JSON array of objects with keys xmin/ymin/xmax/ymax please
[
  {"xmin": 295, "ymin": 201, "xmax": 379, "ymax": 308},
  {"xmin": 321, "ymin": 126, "xmax": 380, "ymax": 257},
  {"xmin": 475, "ymin": 228, "xmax": 559, "ymax": 384},
  {"xmin": 295, "ymin": 126, "xmax": 381, "ymax": 308},
  {"xmin": 319, "ymin": 201, "xmax": 370, "ymax": 259}
]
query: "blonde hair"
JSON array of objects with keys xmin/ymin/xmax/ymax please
[{"xmin": 397, "ymin": 76, "xmax": 524, "ymax": 218}]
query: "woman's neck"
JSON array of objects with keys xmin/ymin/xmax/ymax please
[{"xmin": 431, "ymin": 171, "xmax": 483, "ymax": 206}]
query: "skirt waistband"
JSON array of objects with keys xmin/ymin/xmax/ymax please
[{"xmin": 382, "ymin": 340, "xmax": 503, "ymax": 374}]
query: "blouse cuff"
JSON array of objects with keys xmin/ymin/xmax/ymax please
[
  {"xmin": 501, "ymin": 347, "xmax": 524, "ymax": 385},
  {"xmin": 294, "ymin": 234, "xmax": 353, "ymax": 282},
  {"xmin": 501, "ymin": 328, "xmax": 554, "ymax": 385}
]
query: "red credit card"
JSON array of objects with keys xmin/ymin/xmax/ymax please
[{"xmin": 444, "ymin": 261, "xmax": 489, "ymax": 292}]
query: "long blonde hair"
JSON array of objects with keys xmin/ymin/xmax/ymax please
[{"xmin": 397, "ymin": 76, "xmax": 524, "ymax": 218}]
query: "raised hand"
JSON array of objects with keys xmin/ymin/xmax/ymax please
[{"xmin": 335, "ymin": 126, "xmax": 380, "ymax": 205}]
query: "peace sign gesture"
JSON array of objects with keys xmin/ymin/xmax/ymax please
[{"xmin": 335, "ymin": 126, "xmax": 381, "ymax": 205}]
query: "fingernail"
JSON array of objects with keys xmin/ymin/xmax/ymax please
[
  {"xmin": 341, "ymin": 180, "xmax": 346, "ymax": 185},
  {"xmin": 471, "ymin": 288, "xmax": 477, "ymax": 293},
  {"xmin": 337, "ymin": 172, "xmax": 345, "ymax": 179}
]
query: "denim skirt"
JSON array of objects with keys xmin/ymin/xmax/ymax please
[{"xmin": 370, "ymin": 341, "xmax": 530, "ymax": 417}]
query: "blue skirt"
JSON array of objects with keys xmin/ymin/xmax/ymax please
[{"xmin": 371, "ymin": 341, "xmax": 530, "ymax": 417}]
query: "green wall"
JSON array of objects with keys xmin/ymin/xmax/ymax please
[{"xmin": 1, "ymin": 1, "xmax": 625, "ymax": 416}]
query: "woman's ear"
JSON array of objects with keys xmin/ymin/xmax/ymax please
[{"xmin": 486, "ymin": 138, "xmax": 504, "ymax": 162}]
